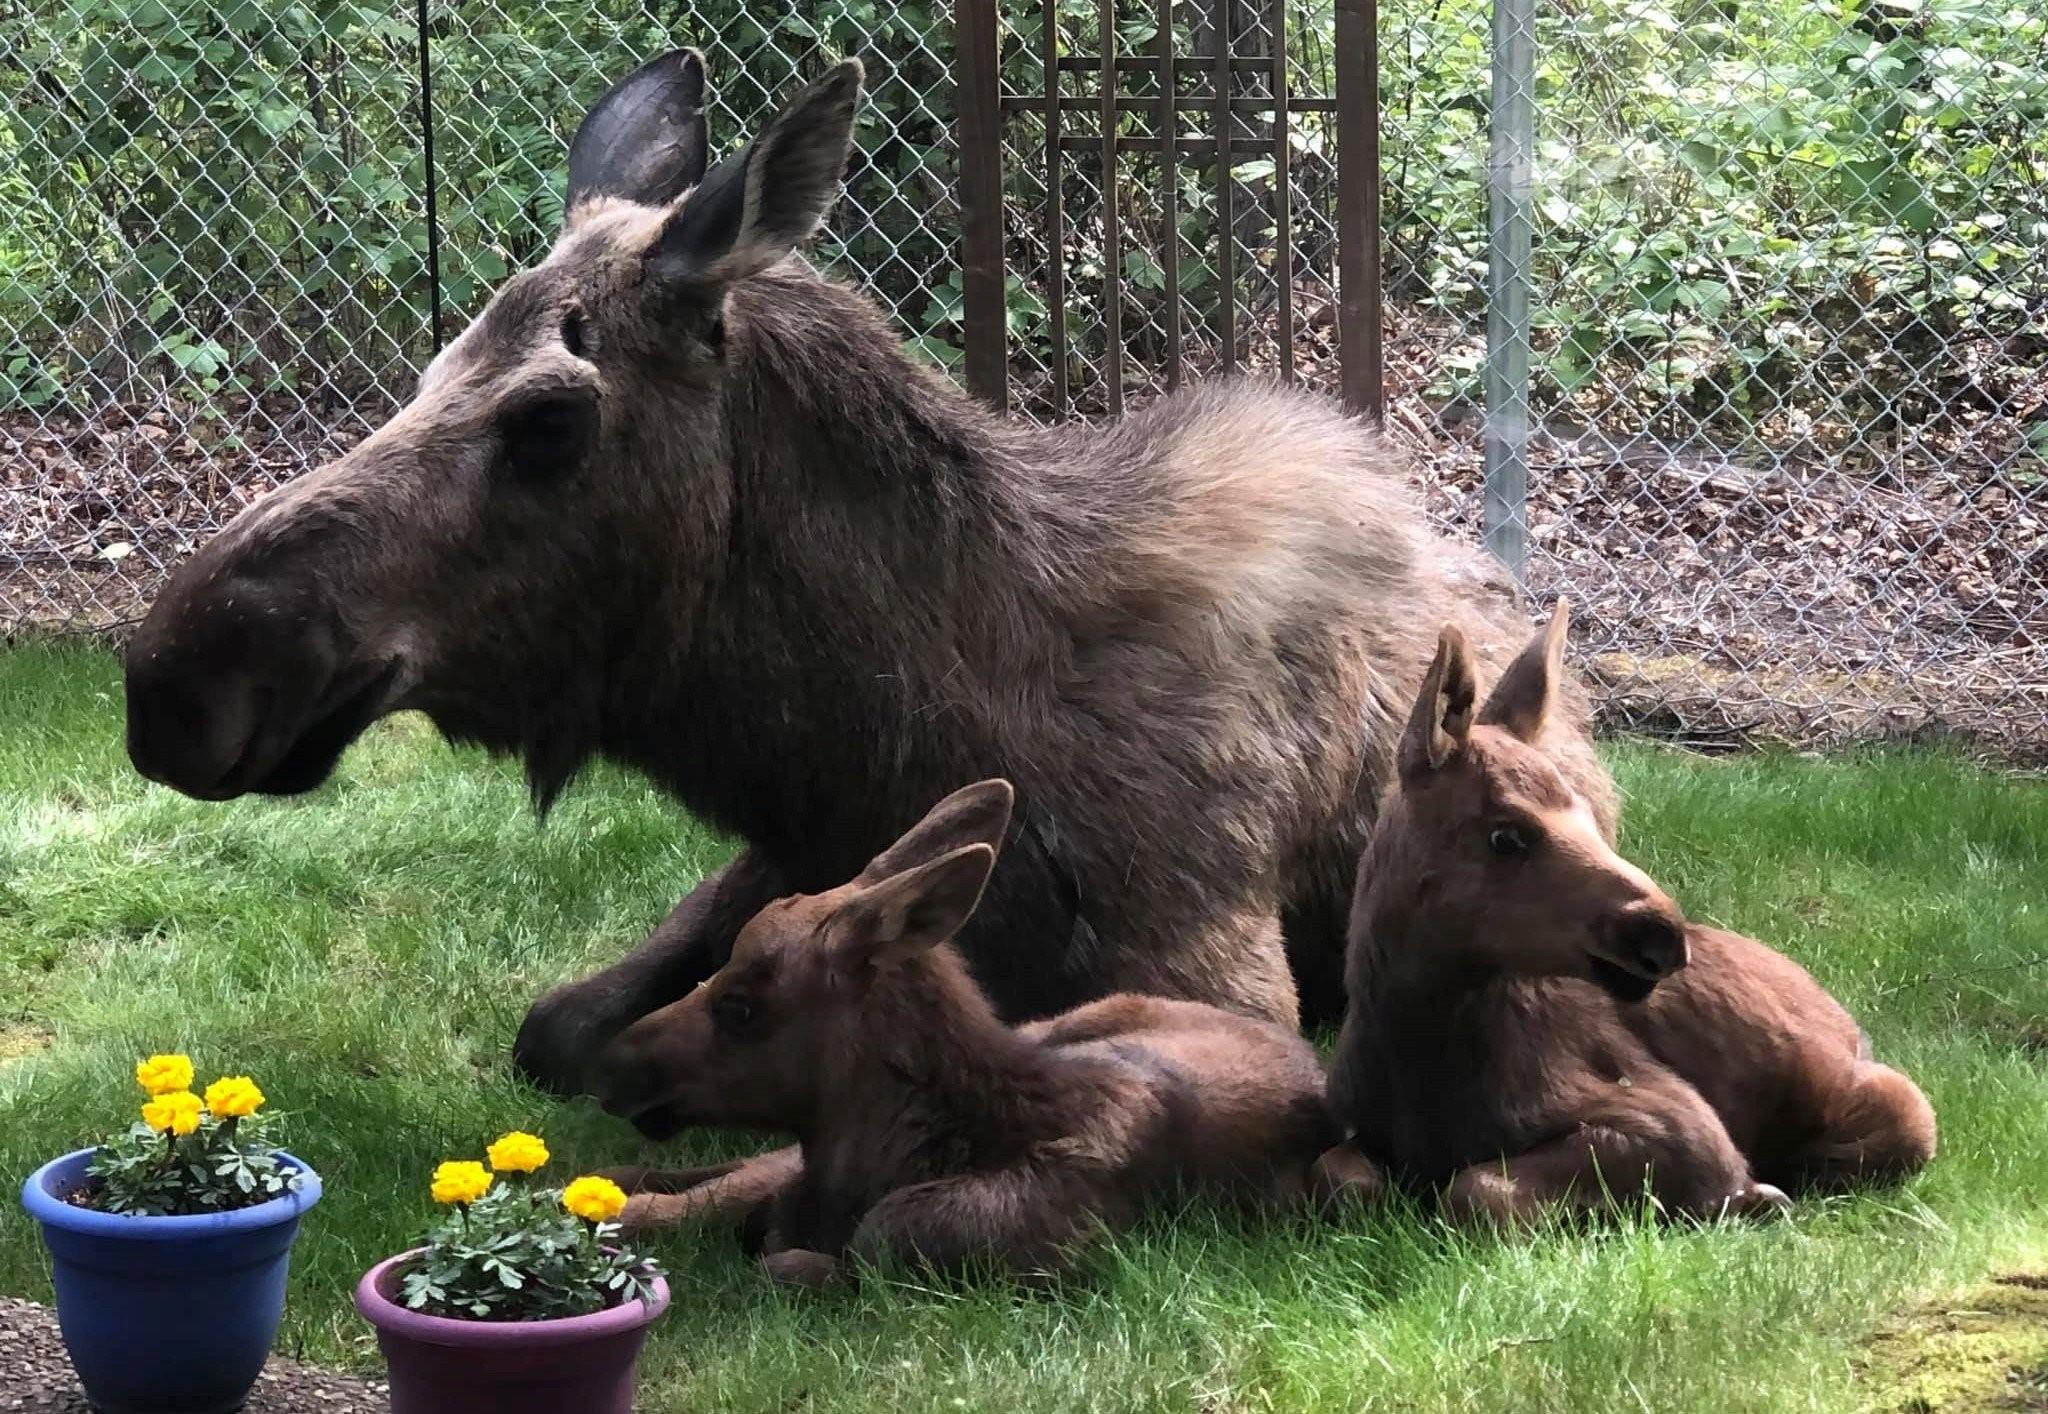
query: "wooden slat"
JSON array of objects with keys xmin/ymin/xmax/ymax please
[
  {"xmin": 1044, "ymin": 0, "xmax": 1070, "ymax": 415},
  {"xmin": 1157, "ymin": 0, "xmax": 1181, "ymax": 389},
  {"xmin": 1335, "ymin": 0, "xmax": 1384, "ymax": 420},
  {"xmin": 1269, "ymin": 0, "xmax": 1294, "ymax": 380},
  {"xmin": 1211, "ymin": 0, "xmax": 1235, "ymax": 374},
  {"xmin": 955, "ymin": 0, "xmax": 1008, "ymax": 409},
  {"xmin": 999, "ymin": 93, "xmax": 1341, "ymax": 113},
  {"xmin": 1100, "ymin": 0, "xmax": 1123, "ymax": 414}
]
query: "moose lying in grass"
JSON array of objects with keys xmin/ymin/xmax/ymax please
[
  {"xmin": 591, "ymin": 779, "xmax": 1339, "ymax": 1287},
  {"xmin": 121, "ymin": 49, "xmax": 1616, "ymax": 1094},
  {"xmin": 1316, "ymin": 604, "xmax": 1938, "ymax": 1224}
]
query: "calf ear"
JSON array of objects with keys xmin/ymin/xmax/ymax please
[
  {"xmin": 565, "ymin": 49, "xmax": 709, "ymax": 217},
  {"xmin": 832, "ymin": 844, "xmax": 997, "ymax": 970},
  {"xmin": 858, "ymin": 779, "xmax": 1014, "ymax": 884},
  {"xmin": 1478, "ymin": 599, "xmax": 1570, "ymax": 743},
  {"xmin": 1398, "ymin": 626, "xmax": 1477, "ymax": 780},
  {"xmin": 649, "ymin": 58, "xmax": 863, "ymax": 286}
]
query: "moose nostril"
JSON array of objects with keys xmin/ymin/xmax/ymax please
[{"xmin": 1621, "ymin": 914, "xmax": 1688, "ymax": 976}]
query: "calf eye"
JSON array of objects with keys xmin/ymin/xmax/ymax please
[
  {"xmin": 561, "ymin": 310, "xmax": 588, "ymax": 358},
  {"xmin": 497, "ymin": 392, "xmax": 597, "ymax": 483},
  {"xmin": 711, "ymin": 993, "xmax": 756, "ymax": 1033},
  {"xmin": 1487, "ymin": 825, "xmax": 1531, "ymax": 859}
]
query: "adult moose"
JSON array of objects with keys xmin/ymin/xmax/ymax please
[{"xmin": 124, "ymin": 50, "xmax": 1614, "ymax": 1093}]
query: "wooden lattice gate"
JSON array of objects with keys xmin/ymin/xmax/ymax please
[{"xmin": 952, "ymin": 0, "xmax": 1383, "ymax": 420}]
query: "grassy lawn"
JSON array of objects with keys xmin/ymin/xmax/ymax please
[{"xmin": 1, "ymin": 638, "xmax": 2044, "ymax": 1412}]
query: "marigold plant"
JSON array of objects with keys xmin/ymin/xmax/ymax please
[
  {"xmin": 401, "ymin": 1131, "xmax": 660, "ymax": 1322},
  {"xmin": 87, "ymin": 1056, "xmax": 300, "ymax": 1217}
]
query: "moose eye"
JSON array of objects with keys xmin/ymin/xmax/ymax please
[
  {"xmin": 497, "ymin": 392, "xmax": 597, "ymax": 483},
  {"xmin": 561, "ymin": 310, "xmax": 587, "ymax": 358},
  {"xmin": 711, "ymin": 993, "xmax": 756, "ymax": 1032},
  {"xmin": 1487, "ymin": 825, "xmax": 1531, "ymax": 859}
]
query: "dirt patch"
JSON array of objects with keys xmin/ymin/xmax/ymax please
[
  {"xmin": 0, "ymin": 1297, "xmax": 386, "ymax": 1412},
  {"xmin": 0, "ymin": 1023, "xmax": 55, "ymax": 1064},
  {"xmin": 1858, "ymin": 1275, "xmax": 2048, "ymax": 1412}
]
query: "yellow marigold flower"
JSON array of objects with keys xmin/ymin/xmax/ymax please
[
  {"xmin": 135, "ymin": 1054, "xmax": 194, "ymax": 1096},
  {"xmin": 486, "ymin": 1131, "xmax": 549, "ymax": 1174},
  {"xmin": 141, "ymin": 1090, "xmax": 203, "ymax": 1136},
  {"xmin": 203, "ymin": 1076, "xmax": 265, "ymax": 1119},
  {"xmin": 561, "ymin": 1175, "xmax": 628, "ymax": 1224},
  {"xmin": 430, "ymin": 1160, "xmax": 493, "ymax": 1206}
]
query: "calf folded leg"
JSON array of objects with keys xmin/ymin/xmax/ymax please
[
  {"xmin": 845, "ymin": 1170, "xmax": 1108, "ymax": 1279},
  {"xmin": 1443, "ymin": 1087, "xmax": 1763, "ymax": 1227},
  {"xmin": 1780, "ymin": 1062, "xmax": 1937, "ymax": 1192}
]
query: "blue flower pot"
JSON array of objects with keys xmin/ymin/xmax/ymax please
[{"xmin": 21, "ymin": 1146, "xmax": 323, "ymax": 1414}]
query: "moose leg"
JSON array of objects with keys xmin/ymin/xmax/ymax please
[
  {"xmin": 1781, "ymin": 1062, "xmax": 1937, "ymax": 1192},
  {"xmin": 514, "ymin": 848, "xmax": 792, "ymax": 1094},
  {"xmin": 1442, "ymin": 1090, "xmax": 1763, "ymax": 1227},
  {"xmin": 615, "ymin": 1146, "xmax": 805, "ymax": 1231}
]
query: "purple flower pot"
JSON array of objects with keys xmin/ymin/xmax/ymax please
[
  {"xmin": 355, "ymin": 1249, "xmax": 671, "ymax": 1414},
  {"xmin": 21, "ymin": 1146, "xmax": 322, "ymax": 1414}
]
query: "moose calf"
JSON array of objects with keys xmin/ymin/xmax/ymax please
[
  {"xmin": 1319, "ymin": 604, "xmax": 1937, "ymax": 1225},
  {"xmin": 594, "ymin": 779, "xmax": 1338, "ymax": 1286}
]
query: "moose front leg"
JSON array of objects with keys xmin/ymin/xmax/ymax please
[{"xmin": 514, "ymin": 848, "xmax": 792, "ymax": 1094}]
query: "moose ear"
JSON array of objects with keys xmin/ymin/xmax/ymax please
[
  {"xmin": 1398, "ymin": 626, "xmax": 1478, "ymax": 780},
  {"xmin": 858, "ymin": 779, "xmax": 1014, "ymax": 884},
  {"xmin": 649, "ymin": 58, "xmax": 863, "ymax": 286},
  {"xmin": 565, "ymin": 49, "xmax": 710, "ymax": 217},
  {"xmin": 1478, "ymin": 599, "xmax": 1570, "ymax": 744},
  {"xmin": 832, "ymin": 843, "xmax": 996, "ymax": 971}
]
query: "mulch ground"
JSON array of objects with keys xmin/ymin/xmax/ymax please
[{"xmin": 0, "ymin": 1297, "xmax": 386, "ymax": 1413}]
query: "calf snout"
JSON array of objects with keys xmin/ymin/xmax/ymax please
[{"xmin": 1610, "ymin": 905, "xmax": 1689, "ymax": 979}]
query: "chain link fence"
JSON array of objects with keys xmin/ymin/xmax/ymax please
[{"xmin": 3, "ymin": 0, "xmax": 2044, "ymax": 758}]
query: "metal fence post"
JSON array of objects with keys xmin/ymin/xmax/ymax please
[{"xmin": 1482, "ymin": 0, "xmax": 1534, "ymax": 580}]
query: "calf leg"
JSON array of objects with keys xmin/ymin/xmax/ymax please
[
  {"xmin": 843, "ymin": 1171, "xmax": 1105, "ymax": 1280},
  {"xmin": 615, "ymin": 1146, "xmax": 804, "ymax": 1231},
  {"xmin": 1310, "ymin": 1142, "xmax": 1390, "ymax": 1209},
  {"xmin": 1443, "ymin": 1089, "xmax": 1764, "ymax": 1227},
  {"xmin": 514, "ymin": 849, "xmax": 791, "ymax": 1094},
  {"xmin": 1780, "ymin": 1062, "xmax": 1937, "ymax": 1192}
]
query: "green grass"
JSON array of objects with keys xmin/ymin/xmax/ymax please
[{"xmin": 2, "ymin": 638, "xmax": 2044, "ymax": 1412}]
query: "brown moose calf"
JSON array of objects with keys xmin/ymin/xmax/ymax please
[
  {"xmin": 1318, "ymin": 604, "xmax": 1937, "ymax": 1226},
  {"xmin": 594, "ymin": 779, "xmax": 1338, "ymax": 1286}
]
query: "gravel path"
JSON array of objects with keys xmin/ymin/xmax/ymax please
[{"xmin": 0, "ymin": 1298, "xmax": 387, "ymax": 1412}]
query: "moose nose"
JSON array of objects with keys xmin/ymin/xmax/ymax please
[
  {"xmin": 1613, "ymin": 907, "xmax": 1689, "ymax": 979},
  {"xmin": 124, "ymin": 569, "xmax": 341, "ymax": 799}
]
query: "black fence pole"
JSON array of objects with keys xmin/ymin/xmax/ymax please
[{"xmin": 415, "ymin": 0, "xmax": 446, "ymax": 354}]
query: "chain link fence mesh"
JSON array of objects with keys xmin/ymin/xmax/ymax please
[{"xmin": 3, "ymin": 0, "xmax": 2044, "ymax": 758}]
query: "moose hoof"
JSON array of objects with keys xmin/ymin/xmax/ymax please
[
  {"xmin": 762, "ymin": 1249, "xmax": 844, "ymax": 1290},
  {"xmin": 1725, "ymin": 1183, "xmax": 1794, "ymax": 1222},
  {"xmin": 1310, "ymin": 1145, "xmax": 1389, "ymax": 1210},
  {"xmin": 512, "ymin": 985, "xmax": 612, "ymax": 1097}
]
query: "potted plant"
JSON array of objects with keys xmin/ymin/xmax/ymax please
[
  {"xmin": 355, "ymin": 1130, "xmax": 669, "ymax": 1413},
  {"xmin": 19, "ymin": 1053, "xmax": 322, "ymax": 1414}
]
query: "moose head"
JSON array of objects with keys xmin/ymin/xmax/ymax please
[
  {"xmin": 1370, "ymin": 602, "xmax": 1691, "ymax": 1002},
  {"xmin": 593, "ymin": 779, "xmax": 1014, "ymax": 1138},
  {"xmin": 124, "ymin": 51, "xmax": 863, "ymax": 802}
]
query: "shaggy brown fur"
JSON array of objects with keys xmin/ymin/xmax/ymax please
[
  {"xmin": 121, "ymin": 51, "xmax": 1613, "ymax": 1095},
  {"xmin": 592, "ymin": 780, "xmax": 1339, "ymax": 1286},
  {"xmin": 1318, "ymin": 605, "xmax": 1938, "ymax": 1224}
]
